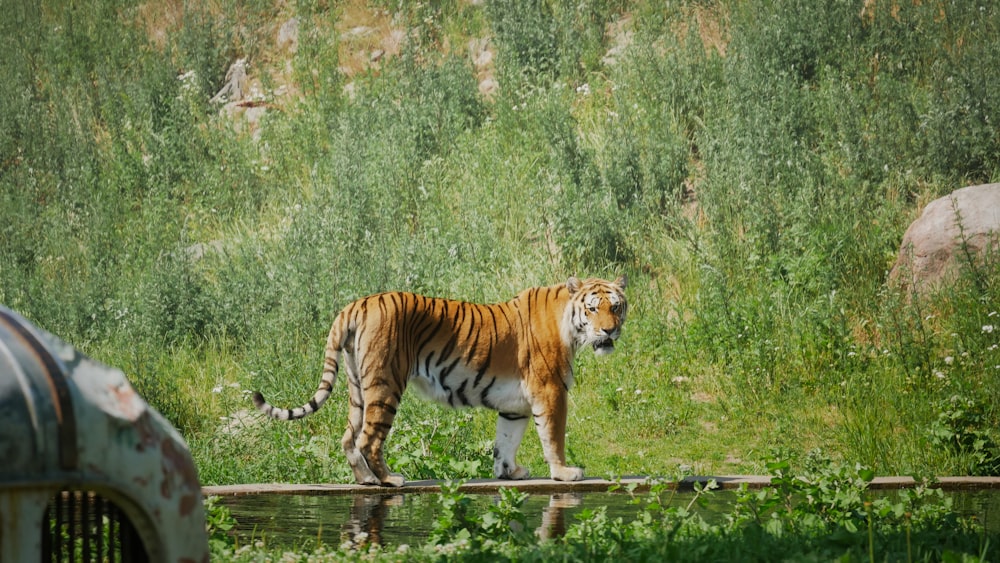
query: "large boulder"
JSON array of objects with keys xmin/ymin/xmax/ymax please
[{"xmin": 890, "ymin": 183, "xmax": 1000, "ymax": 294}]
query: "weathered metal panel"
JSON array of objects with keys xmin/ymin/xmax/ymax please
[{"xmin": 0, "ymin": 306, "xmax": 210, "ymax": 563}]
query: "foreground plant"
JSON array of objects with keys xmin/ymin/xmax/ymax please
[{"xmin": 208, "ymin": 454, "xmax": 996, "ymax": 562}]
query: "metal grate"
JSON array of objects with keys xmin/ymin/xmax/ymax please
[{"xmin": 42, "ymin": 490, "xmax": 147, "ymax": 563}]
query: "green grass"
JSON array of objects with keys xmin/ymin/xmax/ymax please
[{"xmin": 4, "ymin": 0, "xmax": 1000, "ymax": 494}]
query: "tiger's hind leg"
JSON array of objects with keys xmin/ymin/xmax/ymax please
[
  {"xmin": 341, "ymin": 355, "xmax": 381, "ymax": 485},
  {"xmin": 354, "ymin": 376, "xmax": 405, "ymax": 487}
]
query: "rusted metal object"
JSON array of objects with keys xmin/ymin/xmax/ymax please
[{"xmin": 0, "ymin": 306, "xmax": 209, "ymax": 563}]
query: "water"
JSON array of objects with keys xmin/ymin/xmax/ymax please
[
  {"xmin": 215, "ymin": 489, "xmax": 733, "ymax": 548},
  {"xmin": 948, "ymin": 488, "xmax": 1000, "ymax": 532},
  {"xmin": 215, "ymin": 488, "xmax": 1000, "ymax": 549}
]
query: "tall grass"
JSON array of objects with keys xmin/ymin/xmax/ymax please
[{"xmin": 2, "ymin": 0, "xmax": 1000, "ymax": 485}]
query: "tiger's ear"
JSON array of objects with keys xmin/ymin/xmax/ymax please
[
  {"xmin": 567, "ymin": 276, "xmax": 581, "ymax": 294},
  {"xmin": 614, "ymin": 274, "xmax": 627, "ymax": 290}
]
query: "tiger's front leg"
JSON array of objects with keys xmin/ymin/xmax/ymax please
[
  {"xmin": 494, "ymin": 413, "xmax": 531, "ymax": 480},
  {"xmin": 532, "ymin": 389, "xmax": 584, "ymax": 482}
]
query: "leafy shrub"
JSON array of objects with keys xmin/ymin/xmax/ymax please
[
  {"xmin": 429, "ymin": 481, "xmax": 532, "ymax": 547},
  {"xmin": 387, "ymin": 409, "xmax": 493, "ymax": 482},
  {"xmin": 486, "ymin": 0, "xmax": 558, "ymax": 80},
  {"xmin": 929, "ymin": 394, "xmax": 1000, "ymax": 476}
]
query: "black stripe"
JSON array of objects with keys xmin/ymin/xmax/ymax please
[
  {"xmin": 455, "ymin": 301, "xmax": 466, "ymax": 334},
  {"xmin": 525, "ymin": 288, "xmax": 536, "ymax": 322},
  {"xmin": 463, "ymin": 305, "xmax": 483, "ymax": 364},
  {"xmin": 455, "ymin": 379, "xmax": 470, "ymax": 407},
  {"xmin": 411, "ymin": 295, "xmax": 435, "ymax": 343},
  {"xmin": 437, "ymin": 331, "xmax": 458, "ymax": 367},
  {"xmin": 423, "ymin": 351, "xmax": 435, "ymax": 377},
  {"xmin": 487, "ymin": 305, "xmax": 499, "ymax": 337},
  {"xmin": 439, "ymin": 357, "xmax": 461, "ymax": 405},
  {"xmin": 462, "ymin": 302, "xmax": 477, "ymax": 342},
  {"xmin": 377, "ymin": 293, "xmax": 387, "ymax": 321},
  {"xmin": 480, "ymin": 376, "xmax": 497, "ymax": 410},
  {"xmin": 368, "ymin": 401, "xmax": 398, "ymax": 415},
  {"xmin": 355, "ymin": 321, "xmax": 373, "ymax": 375},
  {"xmin": 416, "ymin": 309, "xmax": 446, "ymax": 356},
  {"xmin": 362, "ymin": 379, "xmax": 391, "ymax": 391},
  {"xmin": 472, "ymin": 346, "xmax": 492, "ymax": 388},
  {"xmin": 359, "ymin": 299, "xmax": 369, "ymax": 327},
  {"xmin": 387, "ymin": 293, "xmax": 405, "ymax": 374},
  {"xmin": 440, "ymin": 356, "xmax": 461, "ymax": 380}
]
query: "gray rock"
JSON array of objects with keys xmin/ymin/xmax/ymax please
[
  {"xmin": 210, "ymin": 58, "xmax": 248, "ymax": 104},
  {"xmin": 278, "ymin": 17, "xmax": 299, "ymax": 54},
  {"xmin": 890, "ymin": 183, "xmax": 1000, "ymax": 294}
]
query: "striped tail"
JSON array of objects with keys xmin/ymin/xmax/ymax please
[{"xmin": 252, "ymin": 318, "xmax": 343, "ymax": 421}]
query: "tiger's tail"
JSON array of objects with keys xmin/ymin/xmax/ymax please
[{"xmin": 252, "ymin": 313, "xmax": 346, "ymax": 421}]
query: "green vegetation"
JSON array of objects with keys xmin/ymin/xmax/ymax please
[
  {"xmin": 4, "ymin": 0, "xmax": 1000, "ymax": 510},
  {"xmin": 205, "ymin": 453, "xmax": 994, "ymax": 560}
]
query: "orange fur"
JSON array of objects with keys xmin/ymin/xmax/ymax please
[{"xmin": 253, "ymin": 276, "xmax": 627, "ymax": 486}]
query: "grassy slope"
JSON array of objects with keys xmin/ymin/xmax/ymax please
[{"xmin": 3, "ymin": 0, "xmax": 1000, "ymax": 486}]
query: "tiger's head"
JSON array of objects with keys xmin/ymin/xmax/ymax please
[{"xmin": 565, "ymin": 275, "xmax": 628, "ymax": 356}]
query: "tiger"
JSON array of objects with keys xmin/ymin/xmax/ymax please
[{"xmin": 252, "ymin": 275, "xmax": 627, "ymax": 487}]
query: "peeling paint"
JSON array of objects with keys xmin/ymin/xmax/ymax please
[
  {"xmin": 0, "ymin": 306, "xmax": 210, "ymax": 562},
  {"xmin": 180, "ymin": 493, "xmax": 197, "ymax": 517}
]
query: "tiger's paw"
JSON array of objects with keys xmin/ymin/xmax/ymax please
[
  {"xmin": 551, "ymin": 466, "xmax": 584, "ymax": 482},
  {"xmin": 382, "ymin": 473, "xmax": 405, "ymax": 487},
  {"xmin": 358, "ymin": 475, "xmax": 382, "ymax": 486},
  {"xmin": 496, "ymin": 464, "xmax": 530, "ymax": 480}
]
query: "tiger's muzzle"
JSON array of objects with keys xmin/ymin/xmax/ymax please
[{"xmin": 591, "ymin": 327, "xmax": 621, "ymax": 356}]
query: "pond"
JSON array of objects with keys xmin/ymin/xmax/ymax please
[
  {"xmin": 215, "ymin": 489, "xmax": 718, "ymax": 548},
  {"xmin": 213, "ymin": 485, "xmax": 1000, "ymax": 549}
]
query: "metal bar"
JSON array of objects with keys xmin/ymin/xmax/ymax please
[
  {"xmin": 42, "ymin": 503, "xmax": 52, "ymax": 562},
  {"xmin": 109, "ymin": 500, "xmax": 119, "ymax": 563},
  {"xmin": 121, "ymin": 505, "xmax": 133, "ymax": 563},
  {"xmin": 55, "ymin": 490, "xmax": 65, "ymax": 561},
  {"xmin": 68, "ymin": 491, "xmax": 77, "ymax": 563},
  {"xmin": 82, "ymin": 491, "xmax": 91, "ymax": 561},
  {"xmin": 96, "ymin": 495, "xmax": 105, "ymax": 562}
]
